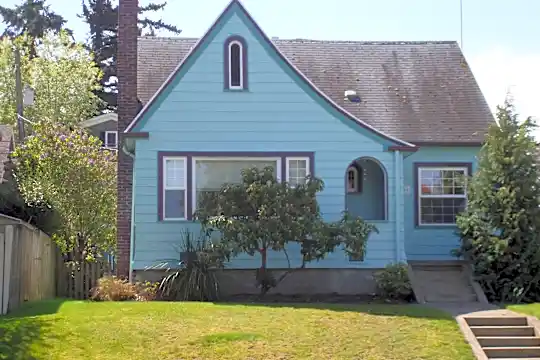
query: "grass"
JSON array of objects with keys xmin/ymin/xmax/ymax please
[
  {"xmin": 0, "ymin": 299, "xmax": 474, "ymax": 360},
  {"xmin": 507, "ymin": 303, "xmax": 540, "ymax": 318}
]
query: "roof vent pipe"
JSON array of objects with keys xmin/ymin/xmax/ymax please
[{"xmin": 345, "ymin": 90, "xmax": 361, "ymax": 103}]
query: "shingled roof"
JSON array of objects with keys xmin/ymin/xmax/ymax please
[{"xmin": 137, "ymin": 36, "xmax": 494, "ymax": 144}]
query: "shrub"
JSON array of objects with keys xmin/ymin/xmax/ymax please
[
  {"xmin": 90, "ymin": 276, "xmax": 159, "ymax": 301},
  {"xmin": 456, "ymin": 102, "xmax": 540, "ymax": 303},
  {"xmin": 134, "ymin": 281, "xmax": 160, "ymax": 301},
  {"xmin": 90, "ymin": 276, "xmax": 137, "ymax": 301},
  {"xmin": 149, "ymin": 230, "xmax": 226, "ymax": 301},
  {"xmin": 374, "ymin": 263, "xmax": 413, "ymax": 301},
  {"xmin": 195, "ymin": 166, "xmax": 377, "ymax": 296}
]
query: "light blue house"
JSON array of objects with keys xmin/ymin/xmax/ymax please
[{"xmin": 120, "ymin": 0, "xmax": 493, "ymax": 297}]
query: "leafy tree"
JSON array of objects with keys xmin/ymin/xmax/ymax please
[
  {"xmin": 0, "ymin": 32, "xmax": 101, "ymax": 128},
  {"xmin": 12, "ymin": 121, "xmax": 117, "ymax": 261},
  {"xmin": 456, "ymin": 100, "xmax": 540, "ymax": 303},
  {"xmin": 195, "ymin": 167, "xmax": 378, "ymax": 295},
  {"xmin": 0, "ymin": 0, "xmax": 71, "ymax": 58},
  {"xmin": 81, "ymin": 0, "xmax": 181, "ymax": 111}
]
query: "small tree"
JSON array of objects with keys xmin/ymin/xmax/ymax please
[
  {"xmin": 456, "ymin": 100, "xmax": 540, "ymax": 303},
  {"xmin": 12, "ymin": 121, "xmax": 116, "ymax": 261},
  {"xmin": 0, "ymin": 32, "xmax": 101, "ymax": 127},
  {"xmin": 195, "ymin": 166, "xmax": 378, "ymax": 295}
]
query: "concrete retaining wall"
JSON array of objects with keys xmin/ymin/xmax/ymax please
[{"xmin": 135, "ymin": 268, "xmax": 378, "ymax": 296}]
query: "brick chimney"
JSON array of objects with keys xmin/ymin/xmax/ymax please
[{"xmin": 117, "ymin": 0, "xmax": 138, "ymax": 279}]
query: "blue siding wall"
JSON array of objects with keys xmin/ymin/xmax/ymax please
[
  {"xmin": 131, "ymin": 8, "xmax": 399, "ymax": 270},
  {"xmin": 403, "ymin": 146, "xmax": 480, "ymax": 260}
]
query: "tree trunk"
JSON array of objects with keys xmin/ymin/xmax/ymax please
[
  {"xmin": 261, "ymin": 247, "xmax": 267, "ymax": 268},
  {"xmin": 257, "ymin": 246, "xmax": 270, "ymax": 296}
]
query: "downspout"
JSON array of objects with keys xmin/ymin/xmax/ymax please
[
  {"xmin": 394, "ymin": 150, "xmax": 402, "ymax": 262},
  {"xmin": 122, "ymin": 143, "xmax": 136, "ymax": 283}
]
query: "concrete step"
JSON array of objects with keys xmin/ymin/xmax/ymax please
[
  {"xmin": 466, "ymin": 317, "xmax": 529, "ymax": 327},
  {"xmin": 478, "ymin": 336, "xmax": 540, "ymax": 347},
  {"xmin": 471, "ymin": 326, "xmax": 536, "ymax": 337},
  {"xmin": 483, "ymin": 346, "xmax": 540, "ymax": 358}
]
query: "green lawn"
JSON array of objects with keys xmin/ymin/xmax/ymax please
[
  {"xmin": 0, "ymin": 300, "xmax": 473, "ymax": 360},
  {"xmin": 507, "ymin": 303, "xmax": 540, "ymax": 317}
]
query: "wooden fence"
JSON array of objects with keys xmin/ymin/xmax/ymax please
[
  {"xmin": 56, "ymin": 255, "xmax": 111, "ymax": 300},
  {"xmin": 0, "ymin": 214, "xmax": 115, "ymax": 314},
  {"xmin": 0, "ymin": 214, "xmax": 56, "ymax": 314}
]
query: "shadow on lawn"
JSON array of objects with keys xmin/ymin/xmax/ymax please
[
  {"xmin": 216, "ymin": 298, "xmax": 453, "ymax": 320},
  {"xmin": 0, "ymin": 299, "xmax": 63, "ymax": 360}
]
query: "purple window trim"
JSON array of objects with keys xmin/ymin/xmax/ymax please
[
  {"xmin": 413, "ymin": 162, "xmax": 473, "ymax": 227},
  {"xmin": 157, "ymin": 151, "xmax": 315, "ymax": 221},
  {"xmin": 223, "ymin": 35, "xmax": 248, "ymax": 90}
]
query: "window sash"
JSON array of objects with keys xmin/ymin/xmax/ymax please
[
  {"xmin": 104, "ymin": 131, "xmax": 117, "ymax": 148},
  {"xmin": 228, "ymin": 40, "xmax": 243, "ymax": 89},
  {"xmin": 286, "ymin": 157, "xmax": 310, "ymax": 186},
  {"xmin": 163, "ymin": 157, "xmax": 187, "ymax": 220},
  {"xmin": 418, "ymin": 166, "xmax": 468, "ymax": 225},
  {"xmin": 192, "ymin": 157, "xmax": 281, "ymax": 211}
]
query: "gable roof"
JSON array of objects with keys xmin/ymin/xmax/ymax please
[
  {"xmin": 130, "ymin": 0, "xmax": 494, "ymax": 145},
  {"xmin": 125, "ymin": 0, "xmax": 415, "ymax": 147},
  {"xmin": 81, "ymin": 113, "xmax": 118, "ymax": 128}
]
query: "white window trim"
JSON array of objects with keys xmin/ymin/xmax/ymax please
[
  {"xmin": 163, "ymin": 156, "xmax": 188, "ymax": 221},
  {"xmin": 192, "ymin": 157, "xmax": 281, "ymax": 212},
  {"xmin": 285, "ymin": 157, "xmax": 310, "ymax": 186},
  {"xmin": 228, "ymin": 40, "xmax": 244, "ymax": 90},
  {"xmin": 418, "ymin": 166, "xmax": 468, "ymax": 226},
  {"xmin": 346, "ymin": 166, "xmax": 359, "ymax": 193},
  {"xmin": 104, "ymin": 130, "xmax": 118, "ymax": 148}
]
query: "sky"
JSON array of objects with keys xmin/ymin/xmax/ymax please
[{"xmin": 2, "ymin": 0, "xmax": 539, "ymax": 129}]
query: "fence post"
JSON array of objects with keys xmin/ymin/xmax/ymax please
[{"xmin": 2, "ymin": 226, "xmax": 14, "ymax": 315}]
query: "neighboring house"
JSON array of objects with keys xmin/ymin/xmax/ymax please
[
  {"xmin": 116, "ymin": 0, "xmax": 493, "ymax": 294},
  {"xmin": 81, "ymin": 113, "xmax": 119, "ymax": 149}
]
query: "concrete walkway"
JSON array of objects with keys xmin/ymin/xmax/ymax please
[{"xmin": 425, "ymin": 302, "xmax": 500, "ymax": 317}]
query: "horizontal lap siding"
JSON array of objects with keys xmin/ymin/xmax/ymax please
[
  {"xmin": 403, "ymin": 147, "xmax": 480, "ymax": 260},
  {"xmin": 132, "ymin": 13, "xmax": 396, "ymax": 270}
]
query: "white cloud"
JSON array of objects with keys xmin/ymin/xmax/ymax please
[{"xmin": 468, "ymin": 48, "xmax": 540, "ymax": 136}]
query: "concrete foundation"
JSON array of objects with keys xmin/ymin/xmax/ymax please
[{"xmin": 134, "ymin": 268, "xmax": 378, "ymax": 296}]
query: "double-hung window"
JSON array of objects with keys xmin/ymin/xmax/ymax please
[
  {"xmin": 286, "ymin": 157, "xmax": 310, "ymax": 186},
  {"xmin": 417, "ymin": 165, "xmax": 468, "ymax": 225},
  {"xmin": 163, "ymin": 157, "xmax": 187, "ymax": 220}
]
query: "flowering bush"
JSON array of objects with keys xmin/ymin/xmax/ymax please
[{"xmin": 12, "ymin": 121, "xmax": 116, "ymax": 260}]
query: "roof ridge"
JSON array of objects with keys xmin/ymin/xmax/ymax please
[
  {"xmin": 137, "ymin": 36, "xmax": 457, "ymax": 45},
  {"xmin": 274, "ymin": 39, "xmax": 458, "ymax": 45},
  {"xmin": 138, "ymin": 36, "xmax": 198, "ymax": 40}
]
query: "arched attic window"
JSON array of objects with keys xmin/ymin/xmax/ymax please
[
  {"xmin": 347, "ymin": 165, "xmax": 362, "ymax": 193},
  {"xmin": 224, "ymin": 36, "xmax": 248, "ymax": 90}
]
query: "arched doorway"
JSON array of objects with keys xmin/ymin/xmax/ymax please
[{"xmin": 344, "ymin": 157, "xmax": 387, "ymax": 220}]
